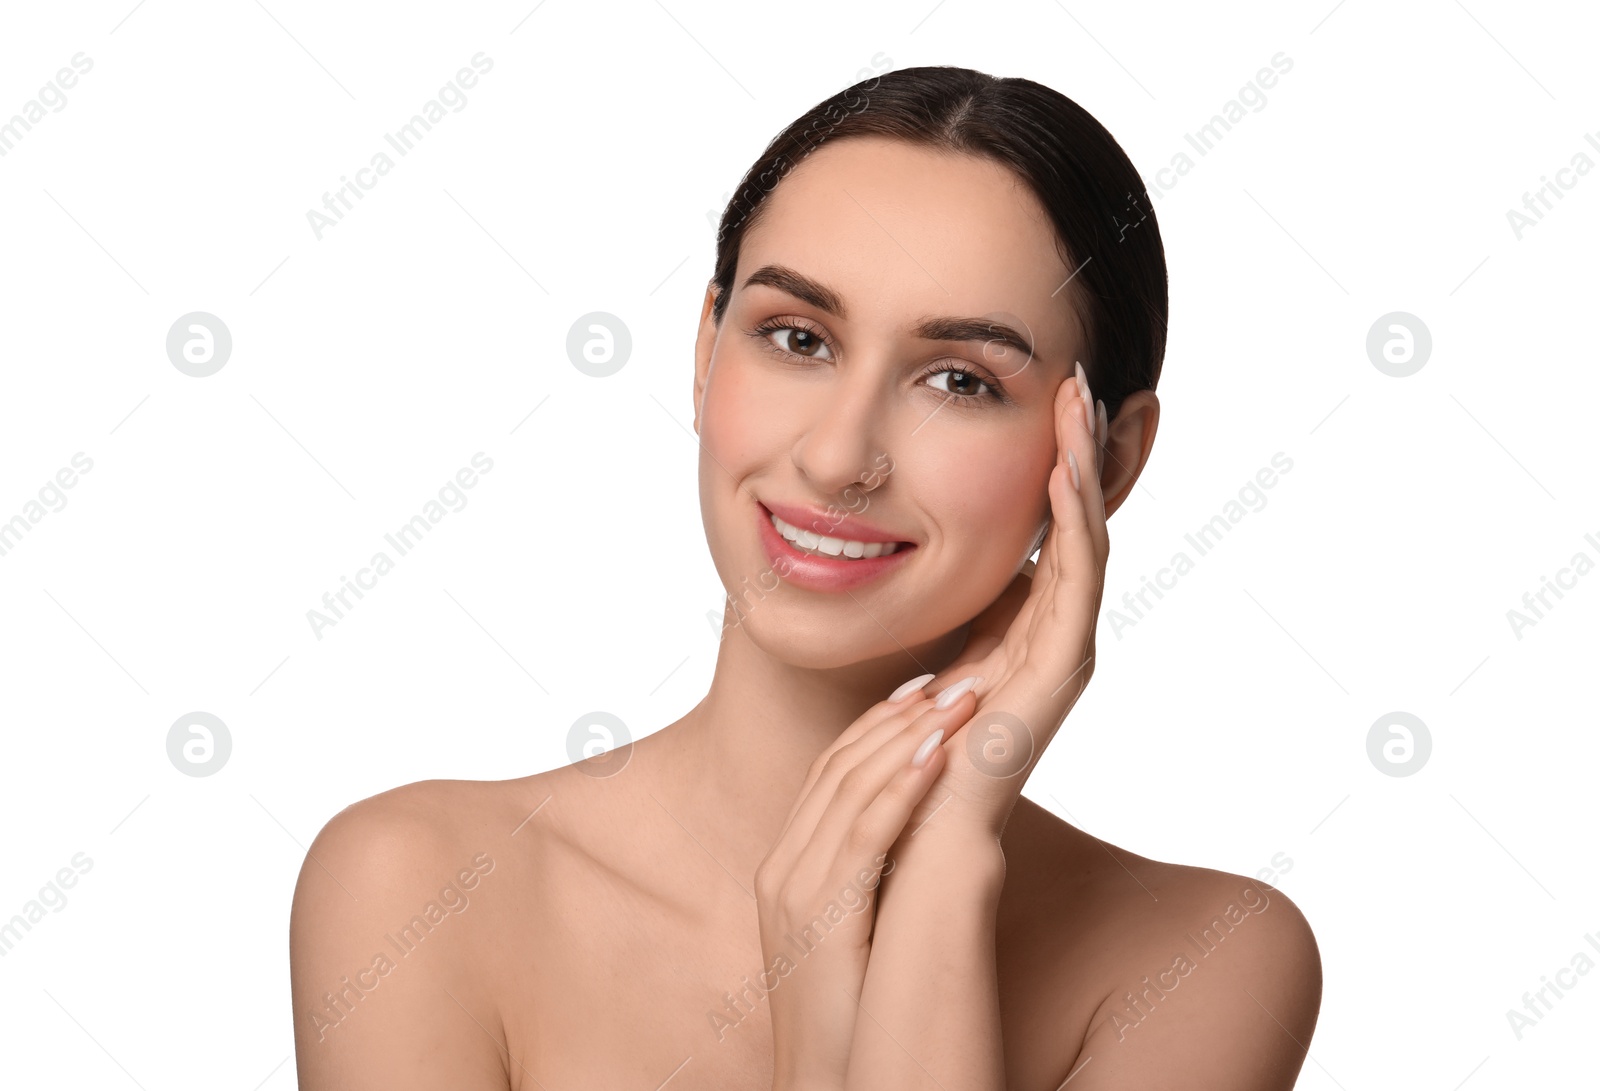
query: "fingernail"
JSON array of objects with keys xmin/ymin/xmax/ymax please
[
  {"xmin": 888, "ymin": 672, "xmax": 936, "ymax": 703},
  {"xmin": 912, "ymin": 728, "xmax": 945, "ymax": 768},
  {"xmin": 1066, "ymin": 448, "xmax": 1080, "ymax": 492},
  {"xmin": 934, "ymin": 674, "xmax": 982, "ymax": 710}
]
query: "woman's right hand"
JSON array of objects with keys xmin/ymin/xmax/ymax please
[{"xmin": 755, "ymin": 672, "xmax": 986, "ymax": 1091}]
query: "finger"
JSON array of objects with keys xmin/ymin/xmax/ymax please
[
  {"xmin": 1075, "ymin": 450, "xmax": 1109, "ymax": 637},
  {"xmin": 1000, "ymin": 445, "xmax": 1099, "ymax": 740},
  {"xmin": 918, "ymin": 380, "xmax": 1080, "ymax": 698},
  {"xmin": 1032, "ymin": 375, "xmax": 1085, "ymax": 592},
  {"xmin": 1079, "ymin": 400, "xmax": 1110, "ymax": 577},
  {"xmin": 1030, "ymin": 398, "xmax": 1098, "ymax": 673},
  {"xmin": 774, "ymin": 677, "xmax": 933, "ymax": 837},
  {"xmin": 796, "ymin": 696, "xmax": 971, "ymax": 882},
  {"xmin": 961, "ymin": 375, "xmax": 1104, "ymax": 781},
  {"xmin": 816, "ymin": 672, "xmax": 974, "ymax": 775},
  {"xmin": 1072, "ymin": 369, "xmax": 1109, "ymax": 571},
  {"xmin": 782, "ymin": 687, "xmax": 977, "ymax": 869},
  {"xmin": 781, "ymin": 678, "xmax": 975, "ymax": 847},
  {"xmin": 771, "ymin": 687, "xmax": 952, "ymax": 860},
  {"xmin": 829, "ymin": 732, "xmax": 948, "ymax": 887}
]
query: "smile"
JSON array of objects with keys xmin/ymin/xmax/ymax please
[
  {"xmin": 767, "ymin": 511, "xmax": 906, "ymax": 560},
  {"xmin": 754, "ymin": 500, "xmax": 917, "ymax": 594}
]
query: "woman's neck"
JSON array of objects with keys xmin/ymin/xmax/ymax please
[{"xmin": 644, "ymin": 616, "xmax": 968, "ymax": 882}]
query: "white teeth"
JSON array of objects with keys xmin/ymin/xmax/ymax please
[{"xmin": 770, "ymin": 513, "xmax": 901, "ymax": 560}]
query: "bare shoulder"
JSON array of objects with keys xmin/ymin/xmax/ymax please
[
  {"xmin": 1005, "ymin": 799, "xmax": 1322, "ymax": 1090},
  {"xmin": 300, "ymin": 775, "xmax": 543, "ymax": 864},
  {"xmin": 288, "ymin": 774, "xmax": 551, "ymax": 1090},
  {"xmin": 292, "ymin": 776, "xmax": 541, "ymax": 920}
]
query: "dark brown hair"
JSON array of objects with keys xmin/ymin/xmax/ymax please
[{"xmin": 708, "ymin": 64, "xmax": 1168, "ymax": 422}]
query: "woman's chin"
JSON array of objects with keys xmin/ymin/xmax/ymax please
[
  {"xmin": 730, "ymin": 622, "xmax": 886, "ymax": 670},
  {"xmin": 726, "ymin": 610, "xmax": 962, "ymax": 674}
]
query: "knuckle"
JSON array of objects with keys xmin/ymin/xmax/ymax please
[
  {"xmin": 846, "ymin": 816, "xmax": 880, "ymax": 855},
  {"xmin": 753, "ymin": 861, "xmax": 780, "ymax": 900},
  {"xmin": 821, "ymin": 748, "xmax": 852, "ymax": 778},
  {"xmin": 836, "ymin": 764, "xmax": 869, "ymax": 798},
  {"xmin": 890, "ymin": 763, "xmax": 921, "ymax": 795}
]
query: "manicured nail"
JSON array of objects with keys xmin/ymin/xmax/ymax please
[
  {"xmin": 1066, "ymin": 448, "xmax": 1080, "ymax": 492},
  {"xmin": 1074, "ymin": 362, "xmax": 1093, "ymax": 434},
  {"xmin": 1095, "ymin": 400, "xmax": 1108, "ymax": 473},
  {"xmin": 912, "ymin": 728, "xmax": 945, "ymax": 768},
  {"xmin": 889, "ymin": 672, "xmax": 936, "ymax": 703},
  {"xmin": 934, "ymin": 674, "xmax": 982, "ymax": 710}
]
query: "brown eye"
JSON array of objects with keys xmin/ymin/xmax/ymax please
[
  {"xmin": 774, "ymin": 326, "xmax": 828, "ymax": 358},
  {"xmin": 925, "ymin": 367, "xmax": 994, "ymax": 400},
  {"xmin": 753, "ymin": 320, "xmax": 835, "ymax": 361}
]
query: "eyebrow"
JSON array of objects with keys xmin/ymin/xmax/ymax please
[{"xmin": 741, "ymin": 263, "xmax": 1038, "ymax": 362}]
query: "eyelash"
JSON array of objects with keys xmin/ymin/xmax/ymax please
[{"xmin": 747, "ymin": 317, "xmax": 1014, "ymax": 407}]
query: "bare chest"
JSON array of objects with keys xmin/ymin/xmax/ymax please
[
  {"xmin": 497, "ymin": 886, "xmax": 781, "ymax": 1090},
  {"xmin": 477, "ymin": 789, "xmax": 1113, "ymax": 1090},
  {"xmin": 488, "ymin": 877, "xmax": 1103, "ymax": 1091}
]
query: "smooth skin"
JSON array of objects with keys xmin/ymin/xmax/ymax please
[{"xmin": 289, "ymin": 136, "xmax": 1321, "ymax": 1090}]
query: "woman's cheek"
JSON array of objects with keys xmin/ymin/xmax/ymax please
[
  {"xmin": 916, "ymin": 426, "xmax": 1052, "ymax": 540},
  {"xmin": 698, "ymin": 351, "xmax": 771, "ymax": 461}
]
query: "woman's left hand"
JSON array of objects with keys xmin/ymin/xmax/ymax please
[{"xmin": 900, "ymin": 363, "xmax": 1111, "ymax": 842}]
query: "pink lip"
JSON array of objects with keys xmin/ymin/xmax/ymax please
[
  {"xmin": 761, "ymin": 499, "xmax": 912, "ymax": 544},
  {"xmin": 756, "ymin": 500, "xmax": 916, "ymax": 593}
]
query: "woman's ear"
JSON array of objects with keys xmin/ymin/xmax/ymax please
[
  {"xmin": 693, "ymin": 285, "xmax": 719, "ymax": 435},
  {"xmin": 1099, "ymin": 389, "xmax": 1160, "ymax": 519}
]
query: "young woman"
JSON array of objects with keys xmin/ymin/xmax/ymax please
[{"xmin": 290, "ymin": 65, "xmax": 1322, "ymax": 1090}]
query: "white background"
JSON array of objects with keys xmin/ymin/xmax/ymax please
[{"xmin": 1, "ymin": 0, "xmax": 1596, "ymax": 1087}]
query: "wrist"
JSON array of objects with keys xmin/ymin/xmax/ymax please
[
  {"xmin": 773, "ymin": 1062, "xmax": 845, "ymax": 1091},
  {"xmin": 881, "ymin": 829, "xmax": 1005, "ymax": 902},
  {"xmin": 772, "ymin": 1071, "xmax": 838, "ymax": 1091}
]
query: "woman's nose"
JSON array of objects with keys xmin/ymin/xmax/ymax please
[{"xmin": 788, "ymin": 369, "xmax": 891, "ymax": 497}]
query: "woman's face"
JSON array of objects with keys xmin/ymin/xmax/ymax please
[{"xmin": 693, "ymin": 135, "xmax": 1086, "ymax": 669}]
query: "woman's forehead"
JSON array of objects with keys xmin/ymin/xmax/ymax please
[{"xmin": 737, "ymin": 139, "xmax": 1083, "ymax": 366}]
